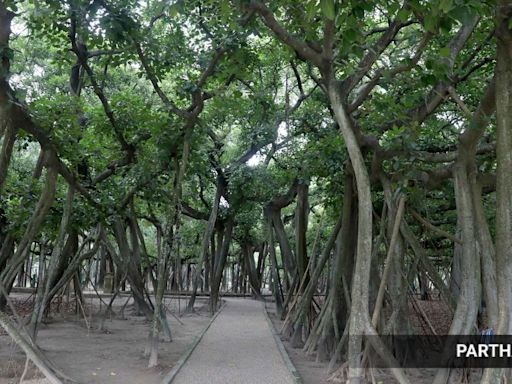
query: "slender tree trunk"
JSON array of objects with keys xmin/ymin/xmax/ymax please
[
  {"xmin": 304, "ymin": 172, "xmax": 355, "ymax": 360},
  {"xmin": 449, "ymin": 222, "xmax": 463, "ymax": 299},
  {"xmin": 148, "ymin": 116, "xmax": 196, "ymax": 366},
  {"xmin": 380, "ymin": 181, "xmax": 413, "ymax": 341},
  {"xmin": 266, "ymin": 212, "xmax": 283, "ymax": 316},
  {"xmin": 471, "ymin": 179, "xmax": 498, "ymax": 328},
  {"xmin": 400, "ymin": 222, "xmax": 456, "ymax": 308},
  {"xmin": 270, "ymin": 210, "xmax": 296, "ymax": 281},
  {"xmin": 256, "ymin": 242, "xmax": 267, "ymax": 284},
  {"xmin": 1, "ymin": 166, "xmax": 58, "ymax": 291},
  {"xmin": 432, "ymin": 163, "xmax": 482, "ymax": 384},
  {"xmin": 210, "ymin": 217, "xmax": 233, "ymax": 313},
  {"xmin": 295, "ymin": 180, "xmax": 309, "ymax": 282},
  {"xmin": 97, "ymin": 246, "xmax": 107, "ymax": 289},
  {"xmin": 31, "ymin": 187, "xmax": 74, "ymax": 339},
  {"xmin": 187, "ymin": 179, "xmax": 222, "ymax": 312},
  {"xmin": 112, "ymin": 219, "xmax": 152, "ymax": 317},
  {"xmin": 371, "ymin": 194, "xmax": 405, "ymax": 329},
  {"xmin": 32, "ymin": 241, "xmax": 47, "ymax": 335},
  {"xmin": 243, "ymin": 243, "xmax": 261, "ymax": 298}
]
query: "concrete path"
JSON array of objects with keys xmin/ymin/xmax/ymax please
[{"xmin": 172, "ymin": 298, "xmax": 295, "ymax": 384}]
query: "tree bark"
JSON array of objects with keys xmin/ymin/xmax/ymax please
[
  {"xmin": 30, "ymin": 187, "xmax": 74, "ymax": 339},
  {"xmin": 328, "ymin": 80, "xmax": 375, "ymax": 383},
  {"xmin": 481, "ymin": 3, "xmax": 512, "ymax": 381},
  {"xmin": 0, "ymin": 122, "xmax": 16, "ymax": 193},
  {"xmin": 144, "ymin": 77, "xmax": 202, "ymax": 362},
  {"xmin": 266, "ymin": 212, "xmax": 283, "ymax": 316},
  {"xmin": 112, "ymin": 219, "xmax": 152, "ymax": 317},
  {"xmin": 210, "ymin": 217, "xmax": 234, "ymax": 313},
  {"xmin": 187, "ymin": 179, "xmax": 222, "ymax": 312},
  {"xmin": 295, "ymin": 180, "xmax": 309, "ymax": 282},
  {"xmin": 0, "ymin": 166, "xmax": 58, "ymax": 291}
]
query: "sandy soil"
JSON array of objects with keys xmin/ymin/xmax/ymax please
[{"xmin": 0, "ymin": 294, "xmax": 211, "ymax": 384}]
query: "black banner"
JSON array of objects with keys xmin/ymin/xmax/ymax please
[{"xmin": 361, "ymin": 335, "xmax": 512, "ymax": 368}]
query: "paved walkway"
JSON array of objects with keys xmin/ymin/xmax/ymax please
[{"xmin": 172, "ymin": 298, "xmax": 295, "ymax": 384}]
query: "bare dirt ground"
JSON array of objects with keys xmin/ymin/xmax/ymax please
[{"xmin": 0, "ymin": 293, "xmax": 211, "ymax": 384}]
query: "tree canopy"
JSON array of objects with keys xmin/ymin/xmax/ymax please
[{"xmin": 1, "ymin": 0, "xmax": 511, "ymax": 383}]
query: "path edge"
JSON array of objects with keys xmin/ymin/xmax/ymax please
[
  {"xmin": 160, "ymin": 301, "xmax": 226, "ymax": 384},
  {"xmin": 263, "ymin": 303, "xmax": 303, "ymax": 384}
]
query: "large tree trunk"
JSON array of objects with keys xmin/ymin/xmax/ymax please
[
  {"xmin": 471, "ymin": 179, "xmax": 498, "ymax": 328},
  {"xmin": 0, "ymin": 122, "xmax": 16, "ymax": 193},
  {"xmin": 0, "ymin": 4, "xmax": 16, "ymax": 194},
  {"xmin": 328, "ymin": 81, "xmax": 373, "ymax": 384},
  {"xmin": 328, "ymin": 81, "xmax": 409, "ymax": 384},
  {"xmin": 481, "ymin": 4, "xmax": 512, "ymax": 381},
  {"xmin": 289, "ymin": 179, "xmax": 309, "ymax": 345},
  {"xmin": 432, "ymin": 160, "xmax": 482, "ymax": 384}
]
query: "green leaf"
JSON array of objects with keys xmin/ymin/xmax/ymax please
[
  {"xmin": 439, "ymin": 0, "xmax": 453, "ymax": 13},
  {"xmin": 423, "ymin": 14, "xmax": 437, "ymax": 33},
  {"xmin": 306, "ymin": 1, "xmax": 318, "ymax": 20},
  {"xmin": 439, "ymin": 16, "xmax": 453, "ymax": 33},
  {"xmin": 353, "ymin": 6, "xmax": 364, "ymax": 19},
  {"xmin": 449, "ymin": 6, "xmax": 474, "ymax": 25},
  {"xmin": 397, "ymin": 9, "xmax": 410, "ymax": 22},
  {"xmin": 169, "ymin": 4, "xmax": 179, "ymax": 18},
  {"xmin": 388, "ymin": 2, "xmax": 400, "ymax": 15},
  {"xmin": 421, "ymin": 74, "xmax": 437, "ymax": 86},
  {"xmin": 439, "ymin": 46, "xmax": 450, "ymax": 57},
  {"xmin": 320, "ymin": 0, "xmax": 336, "ymax": 20},
  {"xmin": 345, "ymin": 28, "xmax": 357, "ymax": 42}
]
